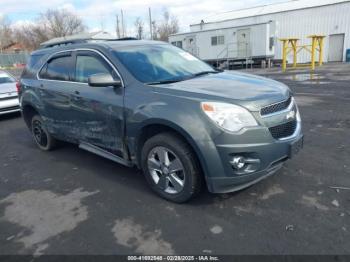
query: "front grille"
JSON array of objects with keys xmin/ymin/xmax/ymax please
[
  {"xmin": 261, "ymin": 96, "xmax": 292, "ymax": 116},
  {"xmin": 0, "ymin": 105, "xmax": 20, "ymax": 112},
  {"xmin": 269, "ymin": 120, "xmax": 297, "ymax": 139}
]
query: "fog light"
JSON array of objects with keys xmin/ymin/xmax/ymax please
[{"xmin": 231, "ymin": 156, "xmax": 246, "ymax": 169}]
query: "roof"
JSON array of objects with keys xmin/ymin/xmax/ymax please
[
  {"xmin": 32, "ymin": 40, "xmax": 167, "ymax": 56},
  {"xmin": 106, "ymin": 40, "xmax": 166, "ymax": 49},
  {"xmin": 40, "ymin": 31, "xmax": 115, "ymax": 47},
  {"xmin": 192, "ymin": 0, "xmax": 350, "ymax": 25}
]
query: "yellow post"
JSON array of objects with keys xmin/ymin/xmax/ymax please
[
  {"xmin": 280, "ymin": 36, "xmax": 325, "ymax": 72},
  {"xmin": 318, "ymin": 36, "xmax": 325, "ymax": 66},
  {"xmin": 308, "ymin": 35, "xmax": 326, "ymax": 69},
  {"xmin": 310, "ymin": 37, "xmax": 316, "ymax": 71},
  {"xmin": 280, "ymin": 38, "xmax": 300, "ymax": 72},
  {"xmin": 291, "ymin": 39, "xmax": 298, "ymax": 68},
  {"xmin": 281, "ymin": 39, "xmax": 288, "ymax": 72}
]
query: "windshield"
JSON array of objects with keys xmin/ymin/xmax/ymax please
[
  {"xmin": 113, "ymin": 44, "xmax": 216, "ymax": 84},
  {"xmin": 0, "ymin": 74, "xmax": 15, "ymax": 84}
]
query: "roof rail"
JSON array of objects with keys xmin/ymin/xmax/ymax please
[{"xmin": 40, "ymin": 32, "xmax": 138, "ymax": 49}]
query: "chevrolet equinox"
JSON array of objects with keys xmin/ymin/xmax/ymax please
[{"xmin": 18, "ymin": 39, "xmax": 303, "ymax": 203}]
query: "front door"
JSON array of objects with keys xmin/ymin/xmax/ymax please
[
  {"xmin": 328, "ymin": 34, "xmax": 345, "ymax": 62},
  {"xmin": 69, "ymin": 50, "xmax": 125, "ymax": 156},
  {"xmin": 237, "ymin": 29, "xmax": 251, "ymax": 58}
]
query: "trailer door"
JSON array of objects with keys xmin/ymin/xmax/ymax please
[
  {"xmin": 237, "ymin": 29, "xmax": 251, "ymax": 58},
  {"xmin": 185, "ymin": 36, "xmax": 198, "ymax": 56}
]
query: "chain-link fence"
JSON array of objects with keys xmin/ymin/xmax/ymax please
[{"xmin": 0, "ymin": 52, "xmax": 29, "ymax": 68}]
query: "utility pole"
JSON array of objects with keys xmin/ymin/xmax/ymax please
[
  {"xmin": 149, "ymin": 7, "xmax": 153, "ymax": 40},
  {"xmin": 121, "ymin": 9, "xmax": 125, "ymax": 37},
  {"xmin": 116, "ymin": 14, "xmax": 121, "ymax": 38}
]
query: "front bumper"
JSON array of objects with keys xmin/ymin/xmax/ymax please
[
  {"xmin": 207, "ymin": 159, "xmax": 285, "ymax": 193},
  {"xmin": 201, "ymin": 120, "xmax": 303, "ymax": 193},
  {"xmin": 0, "ymin": 97, "xmax": 20, "ymax": 115}
]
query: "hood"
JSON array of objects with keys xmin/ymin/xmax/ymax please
[
  {"xmin": 0, "ymin": 82, "xmax": 17, "ymax": 94},
  {"xmin": 155, "ymin": 71, "xmax": 291, "ymax": 111}
]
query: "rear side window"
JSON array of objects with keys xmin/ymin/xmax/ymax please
[
  {"xmin": 28, "ymin": 55, "xmax": 44, "ymax": 69},
  {"xmin": 39, "ymin": 55, "xmax": 72, "ymax": 81},
  {"xmin": 75, "ymin": 55, "xmax": 112, "ymax": 83},
  {"xmin": 21, "ymin": 54, "xmax": 44, "ymax": 79}
]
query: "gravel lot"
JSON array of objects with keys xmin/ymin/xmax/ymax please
[{"xmin": 0, "ymin": 63, "xmax": 349, "ymax": 256}]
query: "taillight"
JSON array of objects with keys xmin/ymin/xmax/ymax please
[{"xmin": 16, "ymin": 81, "xmax": 21, "ymax": 93}]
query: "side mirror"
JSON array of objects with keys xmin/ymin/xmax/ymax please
[{"xmin": 88, "ymin": 73, "xmax": 122, "ymax": 87}]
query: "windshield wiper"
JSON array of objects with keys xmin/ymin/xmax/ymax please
[
  {"xmin": 146, "ymin": 70, "xmax": 221, "ymax": 85},
  {"xmin": 193, "ymin": 70, "xmax": 220, "ymax": 77},
  {"xmin": 192, "ymin": 70, "xmax": 220, "ymax": 78},
  {"xmin": 146, "ymin": 79, "xmax": 186, "ymax": 85}
]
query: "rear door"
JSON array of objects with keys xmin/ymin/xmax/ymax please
[
  {"xmin": 37, "ymin": 52, "xmax": 78, "ymax": 140},
  {"xmin": 69, "ymin": 50, "xmax": 125, "ymax": 156}
]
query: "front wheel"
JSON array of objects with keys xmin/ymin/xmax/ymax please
[
  {"xmin": 31, "ymin": 115, "xmax": 57, "ymax": 151},
  {"xmin": 141, "ymin": 133, "xmax": 202, "ymax": 203}
]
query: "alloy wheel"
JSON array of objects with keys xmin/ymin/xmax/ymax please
[
  {"xmin": 147, "ymin": 146, "xmax": 186, "ymax": 194},
  {"xmin": 32, "ymin": 120, "xmax": 48, "ymax": 148}
]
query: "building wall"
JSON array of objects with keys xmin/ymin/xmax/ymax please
[{"xmin": 177, "ymin": 1, "xmax": 350, "ymax": 63}]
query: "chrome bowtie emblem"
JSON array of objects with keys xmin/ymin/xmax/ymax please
[{"xmin": 286, "ymin": 110, "xmax": 296, "ymax": 120}]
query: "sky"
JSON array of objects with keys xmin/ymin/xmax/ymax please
[{"xmin": 1, "ymin": 0, "xmax": 290, "ymax": 37}]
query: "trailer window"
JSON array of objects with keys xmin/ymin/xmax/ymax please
[
  {"xmin": 211, "ymin": 36, "xmax": 225, "ymax": 46},
  {"xmin": 171, "ymin": 41, "xmax": 183, "ymax": 49}
]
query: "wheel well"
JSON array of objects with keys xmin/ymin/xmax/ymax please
[
  {"xmin": 136, "ymin": 124, "xmax": 205, "ymax": 177},
  {"xmin": 22, "ymin": 105, "xmax": 39, "ymax": 128}
]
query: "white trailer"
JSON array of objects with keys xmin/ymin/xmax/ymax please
[{"xmin": 169, "ymin": 0, "xmax": 350, "ymax": 67}]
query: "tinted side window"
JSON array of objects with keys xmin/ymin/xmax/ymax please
[
  {"xmin": 75, "ymin": 55, "xmax": 112, "ymax": 83},
  {"xmin": 40, "ymin": 56, "xmax": 72, "ymax": 81},
  {"xmin": 21, "ymin": 54, "xmax": 44, "ymax": 78}
]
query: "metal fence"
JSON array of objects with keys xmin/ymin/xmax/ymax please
[{"xmin": 0, "ymin": 52, "xmax": 29, "ymax": 67}]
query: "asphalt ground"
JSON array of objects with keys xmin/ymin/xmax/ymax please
[{"xmin": 0, "ymin": 63, "xmax": 349, "ymax": 256}]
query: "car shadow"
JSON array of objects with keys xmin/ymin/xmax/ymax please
[
  {"xmin": 0, "ymin": 112, "xmax": 21, "ymax": 121},
  {"xmin": 6, "ymin": 121, "xmax": 252, "ymax": 206}
]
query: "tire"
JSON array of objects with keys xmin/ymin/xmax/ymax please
[
  {"xmin": 141, "ymin": 132, "xmax": 202, "ymax": 203},
  {"xmin": 31, "ymin": 115, "xmax": 57, "ymax": 151}
]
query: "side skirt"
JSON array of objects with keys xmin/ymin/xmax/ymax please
[{"xmin": 79, "ymin": 142, "xmax": 133, "ymax": 167}]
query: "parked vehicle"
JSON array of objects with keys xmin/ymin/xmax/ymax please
[
  {"xmin": 0, "ymin": 71, "xmax": 20, "ymax": 115},
  {"xmin": 19, "ymin": 39, "xmax": 303, "ymax": 202}
]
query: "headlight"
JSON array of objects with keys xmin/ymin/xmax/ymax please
[{"xmin": 201, "ymin": 102, "xmax": 258, "ymax": 132}]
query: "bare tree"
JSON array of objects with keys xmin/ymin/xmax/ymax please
[
  {"xmin": 0, "ymin": 15, "xmax": 13, "ymax": 52},
  {"xmin": 151, "ymin": 21, "xmax": 158, "ymax": 40},
  {"xmin": 115, "ymin": 15, "xmax": 121, "ymax": 38},
  {"xmin": 13, "ymin": 24, "xmax": 47, "ymax": 50},
  {"xmin": 157, "ymin": 10, "xmax": 179, "ymax": 42},
  {"xmin": 13, "ymin": 9, "xmax": 86, "ymax": 50},
  {"xmin": 134, "ymin": 17, "xmax": 144, "ymax": 39},
  {"xmin": 40, "ymin": 9, "xmax": 86, "ymax": 38}
]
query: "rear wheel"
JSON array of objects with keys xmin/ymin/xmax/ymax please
[
  {"xmin": 31, "ymin": 115, "xmax": 57, "ymax": 151},
  {"xmin": 141, "ymin": 132, "xmax": 202, "ymax": 203}
]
